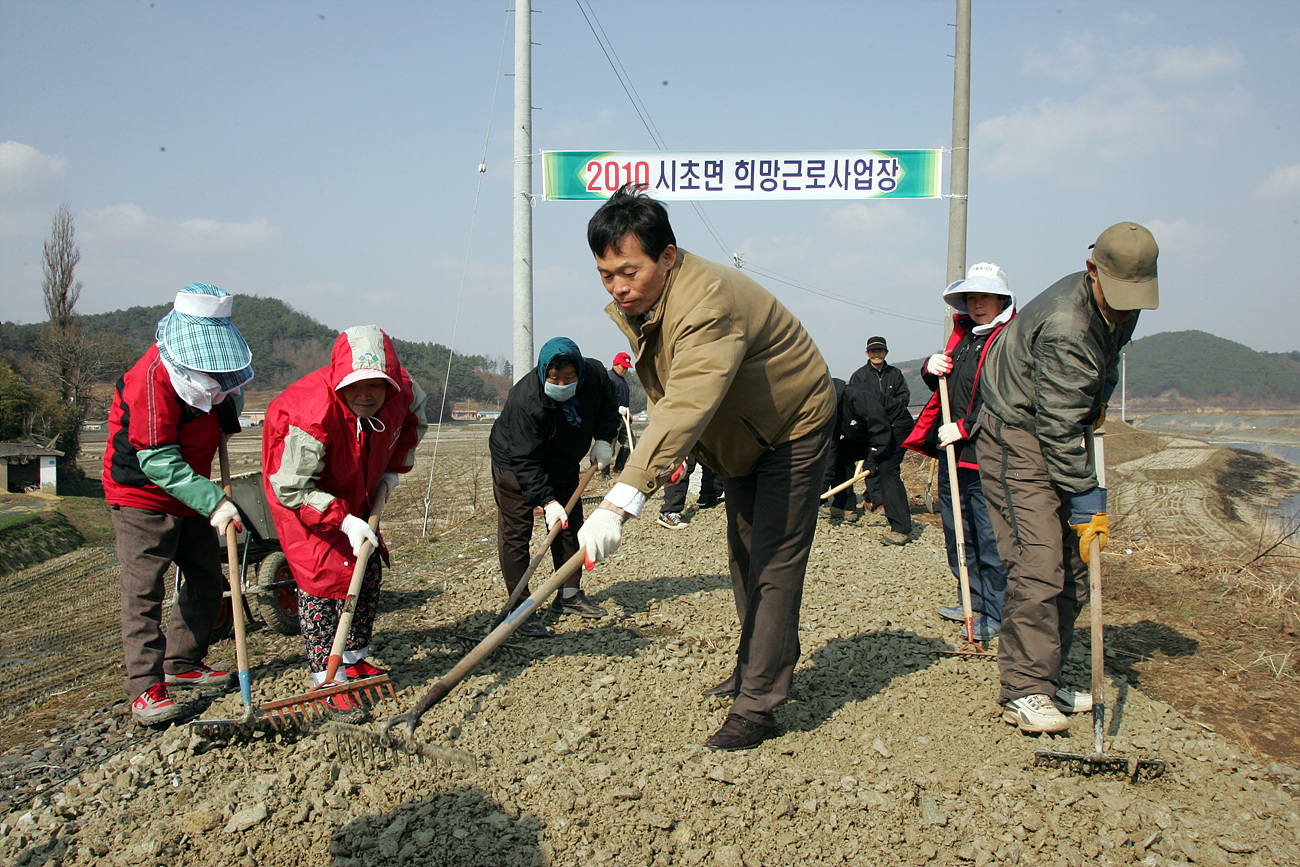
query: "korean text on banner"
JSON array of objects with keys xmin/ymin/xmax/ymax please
[{"xmin": 542, "ymin": 150, "xmax": 943, "ymax": 201}]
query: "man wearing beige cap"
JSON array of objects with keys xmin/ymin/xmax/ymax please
[{"xmin": 976, "ymin": 222, "xmax": 1158, "ymax": 734}]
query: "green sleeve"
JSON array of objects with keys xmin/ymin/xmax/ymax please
[{"xmin": 138, "ymin": 445, "xmax": 226, "ymax": 516}]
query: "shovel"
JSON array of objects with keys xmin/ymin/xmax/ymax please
[
  {"xmin": 933, "ymin": 378, "xmax": 995, "ymax": 660},
  {"xmin": 190, "ymin": 437, "xmax": 258, "ymax": 733},
  {"xmin": 1034, "ymin": 425, "xmax": 1166, "ymax": 781},
  {"xmin": 327, "ymin": 547, "xmax": 591, "ymax": 766},
  {"xmin": 261, "ymin": 482, "xmax": 396, "ymax": 728}
]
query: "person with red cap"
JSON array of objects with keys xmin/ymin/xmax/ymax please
[
  {"xmin": 262, "ymin": 325, "xmax": 428, "ymax": 722},
  {"xmin": 606, "ymin": 351, "xmax": 634, "ymax": 480},
  {"xmin": 977, "ymin": 222, "xmax": 1159, "ymax": 735},
  {"xmin": 102, "ymin": 282, "xmax": 254, "ymax": 725}
]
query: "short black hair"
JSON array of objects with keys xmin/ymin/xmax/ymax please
[{"xmin": 587, "ymin": 183, "xmax": 676, "ymax": 260}]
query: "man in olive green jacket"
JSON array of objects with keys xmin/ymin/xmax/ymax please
[{"xmin": 577, "ymin": 186, "xmax": 836, "ymax": 752}]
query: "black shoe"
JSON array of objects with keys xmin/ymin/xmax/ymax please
[
  {"xmin": 697, "ymin": 499, "xmax": 721, "ymax": 510},
  {"xmin": 515, "ymin": 612, "xmax": 550, "ymax": 637},
  {"xmin": 705, "ymin": 714, "xmax": 777, "ymax": 751},
  {"xmin": 551, "ymin": 590, "xmax": 607, "ymax": 618},
  {"xmin": 702, "ymin": 675, "xmax": 738, "ymax": 698}
]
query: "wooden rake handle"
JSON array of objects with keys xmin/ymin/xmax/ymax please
[
  {"xmin": 496, "ymin": 462, "xmax": 599, "ymax": 624},
  {"xmin": 821, "ymin": 461, "xmax": 870, "ymax": 500},
  {"xmin": 217, "ymin": 438, "xmax": 253, "ymax": 714},
  {"xmin": 402, "ymin": 547, "xmax": 588, "ymax": 737},
  {"xmin": 322, "ymin": 480, "xmax": 391, "ymax": 684}
]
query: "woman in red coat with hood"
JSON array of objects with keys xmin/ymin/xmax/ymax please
[{"xmin": 263, "ymin": 325, "xmax": 427, "ymax": 719}]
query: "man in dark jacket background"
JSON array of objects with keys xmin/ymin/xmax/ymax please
[
  {"xmin": 490, "ymin": 337, "xmax": 620, "ymax": 636},
  {"xmin": 606, "ymin": 351, "xmax": 633, "ymax": 479},
  {"xmin": 847, "ymin": 336, "xmax": 914, "ymax": 544},
  {"xmin": 821, "ymin": 378, "xmax": 894, "ymax": 523},
  {"xmin": 977, "ymin": 222, "xmax": 1159, "ymax": 734}
]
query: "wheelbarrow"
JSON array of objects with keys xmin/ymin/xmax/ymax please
[{"xmin": 227, "ymin": 469, "xmax": 301, "ymax": 636}]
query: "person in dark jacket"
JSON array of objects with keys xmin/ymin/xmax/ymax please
[
  {"xmin": 977, "ymin": 222, "xmax": 1158, "ymax": 735},
  {"xmin": 490, "ymin": 337, "xmax": 620, "ymax": 635},
  {"xmin": 821, "ymin": 378, "xmax": 893, "ymax": 522},
  {"xmin": 903, "ymin": 264, "xmax": 1016, "ymax": 641},
  {"xmin": 848, "ymin": 336, "xmax": 914, "ymax": 544},
  {"xmin": 606, "ymin": 351, "xmax": 633, "ymax": 479}
]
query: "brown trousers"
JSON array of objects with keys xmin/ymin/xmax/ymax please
[
  {"xmin": 492, "ymin": 465, "xmax": 585, "ymax": 598},
  {"xmin": 722, "ymin": 423, "xmax": 832, "ymax": 727},
  {"xmin": 976, "ymin": 409, "xmax": 1089, "ymax": 704},
  {"xmin": 113, "ymin": 505, "xmax": 225, "ymax": 701}
]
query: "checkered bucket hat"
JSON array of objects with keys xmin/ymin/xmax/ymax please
[{"xmin": 155, "ymin": 283, "xmax": 254, "ymax": 392}]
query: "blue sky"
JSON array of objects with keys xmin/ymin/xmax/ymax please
[{"xmin": 2, "ymin": 1, "xmax": 1297, "ymax": 382}]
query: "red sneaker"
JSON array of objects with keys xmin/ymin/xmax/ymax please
[
  {"xmin": 132, "ymin": 683, "xmax": 183, "ymax": 725},
  {"xmin": 344, "ymin": 660, "xmax": 389, "ymax": 679},
  {"xmin": 165, "ymin": 663, "xmax": 232, "ymax": 688},
  {"xmin": 325, "ymin": 691, "xmax": 369, "ymax": 724}
]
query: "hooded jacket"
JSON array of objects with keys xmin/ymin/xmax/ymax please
[
  {"xmin": 489, "ymin": 341, "xmax": 620, "ymax": 507},
  {"xmin": 903, "ymin": 307, "xmax": 1015, "ymax": 470},
  {"xmin": 608, "ymin": 250, "xmax": 835, "ymax": 490},
  {"xmin": 978, "ymin": 271, "xmax": 1136, "ymax": 494},
  {"xmin": 263, "ymin": 327, "xmax": 428, "ymax": 598},
  {"xmin": 833, "ymin": 378, "xmax": 894, "ymax": 472}
]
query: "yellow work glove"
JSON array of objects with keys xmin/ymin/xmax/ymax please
[{"xmin": 1071, "ymin": 513, "xmax": 1108, "ymax": 563}]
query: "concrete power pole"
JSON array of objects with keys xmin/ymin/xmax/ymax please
[
  {"xmin": 945, "ymin": 0, "xmax": 972, "ymax": 296},
  {"xmin": 512, "ymin": 0, "xmax": 534, "ymax": 382}
]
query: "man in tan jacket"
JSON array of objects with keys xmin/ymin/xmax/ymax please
[{"xmin": 577, "ymin": 185, "xmax": 836, "ymax": 751}]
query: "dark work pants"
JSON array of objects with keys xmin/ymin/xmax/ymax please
[
  {"xmin": 821, "ymin": 437, "xmax": 860, "ymax": 510},
  {"xmin": 937, "ymin": 460, "xmax": 1008, "ymax": 622},
  {"xmin": 113, "ymin": 505, "xmax": 225, "ymax": 701},
  {"xmin": 977, "ymin": 408, "xmax": 1088, "ymax": 704},
  {"xmin": 662, "ymin": 456, "xmax": 724, "ymax": 513},
  {"xmin": 492, "ymin": 465, "xmax": 585, "ymax": 598},
  {"xmin": 721, "ymin": 423, "xmax": 832, "ymax": 727},
  {"xmin": 613, "ymin": 421, "xmax": 630, "ymax": 474},
  {"xmin": 873, "ymin": 448, "xmax": 912, "ymax": 535}
]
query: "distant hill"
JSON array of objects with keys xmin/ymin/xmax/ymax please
[
  {"xmin": 0, "ymin": 296, "xmax": 512, "ymax": 420},
  {"xmin": 894, "ymin": 330, "xmax": 1300, "ymax": 410}
]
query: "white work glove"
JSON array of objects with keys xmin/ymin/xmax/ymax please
[
  {"xmin": 927, "ymin": 353, "xmax": 953, "ymax": 377},
  {"xmin": 577, "ymin": 507, "xmax": 624, "ymax": 570},
  {"xmin": 937, "ymin": 422, "xmax": 963, "ymax": 449},
  {"xmin": 380, "ymin": 472, "xmax": 400, "ymax": 498},
  {"xmin": 209, "ymin": 498, "xmax": 243, "ymax": 536},
  {"xmin": 591, "ymin": 439, "xmax": 614, "ymax": 470},
  {"xmin": 618, "ymin": 406, "xmax": 630, "ymax": 419},
  {"xmin": 543, "ymin": 500, "xmax": 569, "ymax": 533},
  {"xmin": 341, "ymin": 514, "xmax": 379, "ymax": 558}
]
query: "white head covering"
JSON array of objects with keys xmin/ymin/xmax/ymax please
[{"xmin": 942, "ymin": 262, "xmax": 1016, "ymax": 336}]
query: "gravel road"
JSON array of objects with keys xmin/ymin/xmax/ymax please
[{"xmin": 3, "ymin": 438, "xmax": 1299, "ymax": 866}]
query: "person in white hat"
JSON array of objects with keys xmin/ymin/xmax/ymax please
[
  {"xmin": 102, "ymin": 282, "xmax": 254, "ymax": 725},
  {"xmin": 977, "ymin": 222, "xmax": 1159, "ymax": 735},
  {"xmin": 903, "ymin": 263, "xmax": 1017, "ymax": 641},
  {"xmin": 262, "ymin": 325, "xmax": 428, "ymax": 722}
]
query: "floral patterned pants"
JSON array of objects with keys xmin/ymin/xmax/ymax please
[{"xmin": 297, "ymin": 555, "xmax": 382, "ymax": 673}]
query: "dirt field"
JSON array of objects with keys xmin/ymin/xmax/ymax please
[{"xmin": 2, "ymin": 420, "xmax": 1299, "ymax": 866}]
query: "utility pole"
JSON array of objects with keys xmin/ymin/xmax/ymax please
[
  {"xmin": 944, "ymin": 0, "xmax": 972, "ymax": 332},
  {"xmin": 512, "ymin": 0, "xmax": 534, "ymax": 382}
]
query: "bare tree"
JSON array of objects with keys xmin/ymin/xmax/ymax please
[
  {"xmin": 37, "ymin": 203, "xmax": 96, "ymax": 475},
  {"xmin": 43, "ymin": 203, "xmax": 82, "ymax": 334}
]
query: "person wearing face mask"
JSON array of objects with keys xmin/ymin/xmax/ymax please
[
  {"xmin": 102, "ymin": 283, "xmax": 254, "ymax": 725},
  {"xmin": 262, "ymin": 325, "xmax": 428, "ymax": 721},
  {"xmin": 903, "ymin": 263, "xmax": 1017, "ymax": 641},
  {"xmin": 489, "ymin": 337, "xmax": 621, "ymax": 636}
]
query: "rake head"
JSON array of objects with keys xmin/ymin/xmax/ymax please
[
  {"xmin": 260, "ymin": 674, "xmax": 396, "ymax": 730},
  {"xmin": 325, "ymin": 717, "xmax": 476, "ymax": 768},
  {"xmin": 1035, "ymin": 750, "xmax": 1167, "ymax": 782},
  {"xmin": 937, "ymin": 639, "xmax": 997, "ymax": 659}
]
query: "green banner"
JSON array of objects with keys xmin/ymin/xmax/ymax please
[{"xmin": 543, "ymin": 150, "xmax": 942, "ymax": 201}]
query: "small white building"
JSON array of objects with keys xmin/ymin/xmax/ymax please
[{"xmin": 0, "ymin": 441, "xmax": 64, "ymax": 495}]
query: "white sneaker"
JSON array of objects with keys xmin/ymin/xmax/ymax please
[
  {"xmin": 1002, "ymin": 694, "xmax": 1069, "ymax": 733},
  {"xmin": 1053, "ymin": 688, "xmax": 1093, "ymax": 714}
]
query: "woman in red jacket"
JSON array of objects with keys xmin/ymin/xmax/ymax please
[
  {"xmin": 262, "ymin": 326, "xmax": 427, "ymax": 720},
  {"xmin": 904, "ymin": 263, "xmax": 1016, "ymax": 641}
]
